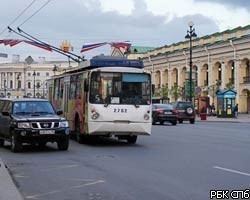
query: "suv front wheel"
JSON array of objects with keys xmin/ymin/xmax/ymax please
[
  {"xmin": 10, "ymin": 131, "xmax": 22, "ymax": 153},
  {"xmin": 57, "ymin": 138, "xmax": 69, "ymax": 151},
  {"xmin": 0, "ymin": 139, "xmax": 4, "ymax": 147}
]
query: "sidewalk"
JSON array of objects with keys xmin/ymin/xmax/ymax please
[
  {"xmin": 196, "ymin": 113, "xmax": 250, "ymax": 123},
  {"xmin": 0, "ymin": 158, "xmax": 23, "ymax": 200}
]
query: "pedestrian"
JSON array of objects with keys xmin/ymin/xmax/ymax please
[
  {"xmin": 234, "ymin": 103, "xmax": 238, "ymax": 118},
  {"xmin": 211, "ymin": 103, "xmax": 215, "ymax": 116}
]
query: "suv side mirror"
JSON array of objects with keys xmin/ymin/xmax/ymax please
[
  {"xmin": 56, "ymin": 110, "xmax": 63, "ymax": 115},
  {"xmin": 2, "ymin": 111, "xmax": 10, "ymax": 116}
]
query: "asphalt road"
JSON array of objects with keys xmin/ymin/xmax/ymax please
[{"xmin": 0, "ymin": 122, "xmax": 250, "ymax": 200}]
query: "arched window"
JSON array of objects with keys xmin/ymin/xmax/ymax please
[{"xmin": 28, "ymin": 82, "xmax": 31, "ymax": 89}]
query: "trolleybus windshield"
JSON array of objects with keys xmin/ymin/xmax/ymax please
[{"xmin": 90, "ymin": 72, "xmax": 151, "ymax": 105}]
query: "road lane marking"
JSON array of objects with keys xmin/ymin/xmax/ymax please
[
  {"xmin": 42, "ymin": 164, "xmax": 78, "ymax": 171},
  {"xmin": 14, "ymin": 174, "xmax": 29, "ymax": 178},
  {"xmin": 25, "ymin": 179, "xmax": 105, "ymax": 199},
  {"xmin": 65, "ymin": 178, "xmax": 98, "ymax": 181},
  {"xmin": 26, "ymin": 189, "xmax": 60, "ymax": 199},
  {"xmin": 214, "ymin": 166, "xmax": 250, "ymax": 177},
  {"xmin": 70, "ymin": 180, "xmax": 105, "ymax": 189}
]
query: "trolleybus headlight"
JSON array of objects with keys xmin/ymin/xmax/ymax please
[
  {"xmin": 144, "ymin": 114, "xmax": 150, "ymax": 120},
  {"xmin": 59, "ymin": 121, "xmax": 69, "ymax": 128},
  {"xmin": 91, "ymin": 112, "xmax": 100, "ymax": 120},
  {"xmin": 18, "ymin": 122, "xmax": 30, "ymax": 128}
]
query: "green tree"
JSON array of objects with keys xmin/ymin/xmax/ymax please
[
  {"xmin": 170, "ymin": 85, "xmax": 183, "ymax": 101},
  {"xmin": 153, "ymin": 86, "xmax": 169, "ymax": 100},
  {"xmin": 225, "ymin": 82, "xmax": 235, "ymax": 90}
]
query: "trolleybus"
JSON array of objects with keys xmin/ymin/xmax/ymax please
[{"xmin": 48, "ymin": 56, "xmax": 152, "ymax": 144}]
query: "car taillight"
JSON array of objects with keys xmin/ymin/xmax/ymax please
[
  {"xmin": 172, "ymin": 109, "xmax": 178, "ymax": 114},
  {"xmin": 156, "ymin": 109, "xmax": 164, "ymax": 114}
]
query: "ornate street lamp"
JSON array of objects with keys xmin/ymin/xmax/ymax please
[
  {"xmin": 33, "ymin": 71, "xmax": 36, "ymax": 98},
  {"xmin": 185, "ymin": 21, "xmax": 197, "ymax": 103},
  {"xmin": 52, "ymin": 65, "xmax": 58, "ymax": 75}
]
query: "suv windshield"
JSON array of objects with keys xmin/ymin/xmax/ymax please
[
  {"xmin": 174, "ymin": 102, "xmax": 193, "ymax": 109},
  {"xmin": 90, "ymin": 72, "xmax": 151, "ymax": 105},
  {"xmin": 13, "ymin": 101, "xmax": 55, "ymax": 114}
]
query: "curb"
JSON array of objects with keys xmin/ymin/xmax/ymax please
[
  {"xmin": 197, "ymin": 120, "xmax": 241, "ymax": 123},
  {"xmin": 0, "ymin": 158, "xmax": 23, "ymax": 200}
]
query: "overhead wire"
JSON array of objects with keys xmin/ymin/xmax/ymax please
[
  {"xmin": 18, "ymin": 0, "xmax": 52, "ymax": 27},
  {"xmin": 0, "ymin": 0, "xmax": 37, "ymax": 36}
]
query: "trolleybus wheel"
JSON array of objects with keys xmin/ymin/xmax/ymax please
[{"xmin": 127, "ymin": 136, "xmax": 137, "ymax": 144}]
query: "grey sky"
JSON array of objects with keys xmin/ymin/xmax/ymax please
[
  {"xmin": 195, "ymin": 0, "xmax": 250, "ymax": 8},
  {"xmin": 0, "ymin": 0, "xmax": 249, "ymax": 62}
]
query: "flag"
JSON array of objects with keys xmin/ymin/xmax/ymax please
[
  {"xmin": 110, "ymin": 42, "xmax": 131, "ymax": 50},
  {"xmin": 24, "ymin": 41, "xmax": 52, "ymax": 51},
  {"xmin": 0, "ymin": 39, "xmax": 22, "ymax": 47},
  {"xmin": 80, "ymin": 42, "xmax": 107, "ymax": 53}
]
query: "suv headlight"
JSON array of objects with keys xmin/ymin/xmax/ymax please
[
  {"xmin": 59, "ymin": 121, "xmax": 69, "ymax": 128},
  {"xmin": 18, "ymin": 122, "xmax": 30, "ymax": 128}
]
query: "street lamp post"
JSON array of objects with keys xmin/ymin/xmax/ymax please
[
  {"xmin": 185, "ymin": 21, "xmax": 197, "ymax": 103},
  {"xmin": 33, "ymin": 71, "xmax": 36, "ymax": 98},
  {"xmin": 16, "ymin": 73, "xmax": 20, "ymax": 98}
]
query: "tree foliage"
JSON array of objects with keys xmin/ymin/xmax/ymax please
[{"xmin": 170, "ymin": 85, "xmax": 183, "ymax": 101}]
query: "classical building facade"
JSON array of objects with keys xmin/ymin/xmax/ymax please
[
  {"xmin": 128, "ymin": 25, "xmax": 250, "ymax": 113},
  {"xmin": 0, "ymin": 57, "xmax": 78, "ymax": 98}
]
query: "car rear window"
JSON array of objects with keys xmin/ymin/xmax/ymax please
[{"xmin": 154, "ymin": 104, "xmax": 173, "ymax": 109}]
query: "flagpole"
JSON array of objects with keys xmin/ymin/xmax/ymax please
[
  {"xmin": 8, "ymin": 26, "xmax": 80, "ymax": 63},
  {"xmin": 17, "ymin": 27, "xmax": 84, "ymax": 62}
]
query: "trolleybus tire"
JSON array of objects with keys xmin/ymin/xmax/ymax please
[{"xmin": 127, "ymin": 136, "xmax": 137, "ymax": 144}]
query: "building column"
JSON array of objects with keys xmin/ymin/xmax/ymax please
[
  {"xmin": 23, "ymin": 68, "xmax": 27, "ymax": 96},
  {"xmin": 0, "ymin": 73, "xmax": 2, "ymax": 90},
  {"xmin": 168, "ymin": 69, "xmax": 172, "ymax": 100},
  {"xmin": 178, "ymin": 67, "xmax": 182, "ymax": 86},
  {"xmin": 6, "ymin": 72, "xmax": 9, "ymax": 88},
  {"xmin": 208, "ymin": 64, "xmax": 213, "ymax": 103},
  {"xmin": 234, "ymin": 60, "xmax": 239, "ymax": 103},
  {"xmin": 221, "ymin": 62, "xmax": 226, "ymax": 89},
  {"xmin": 197, "ymin": 65, "xmax": 201, "ymax": 86},
  {"xmin": 160, "ymin": 70, "xmax": 163, "ymax": 88},
  {"xmin": 208, "ymin": 64, "xmax": 213, "ymax": 86},
  {"xmin": 13, "ymin": 72, "xmax": 16, "ymax": 90}
]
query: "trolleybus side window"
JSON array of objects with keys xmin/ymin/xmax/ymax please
[
  {"xmin": 53, "ymin": 78, "xmax": 64, "ymax": 100},
  {"xmin": 54, "ymin": 79, "xmax": 60, "ymax": 100},
  {"xmin": 70, "ymin": 75, "xmax": 77, "ymax": 99},
  {"xmin": 59, "ymin": 78, "xmax": 64, "ymax": 99},
  {"xmin": 76, "ymin": 74, "xmax": 83, "ymax": 99}
]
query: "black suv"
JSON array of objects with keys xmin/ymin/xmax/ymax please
[
  {"xmin": 0, "ymin": 98, "xmax": 70, "ymax": 152},
  {"xmin": 171, "ymin": 101, "xmax": 196, "ymax": 124}
]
